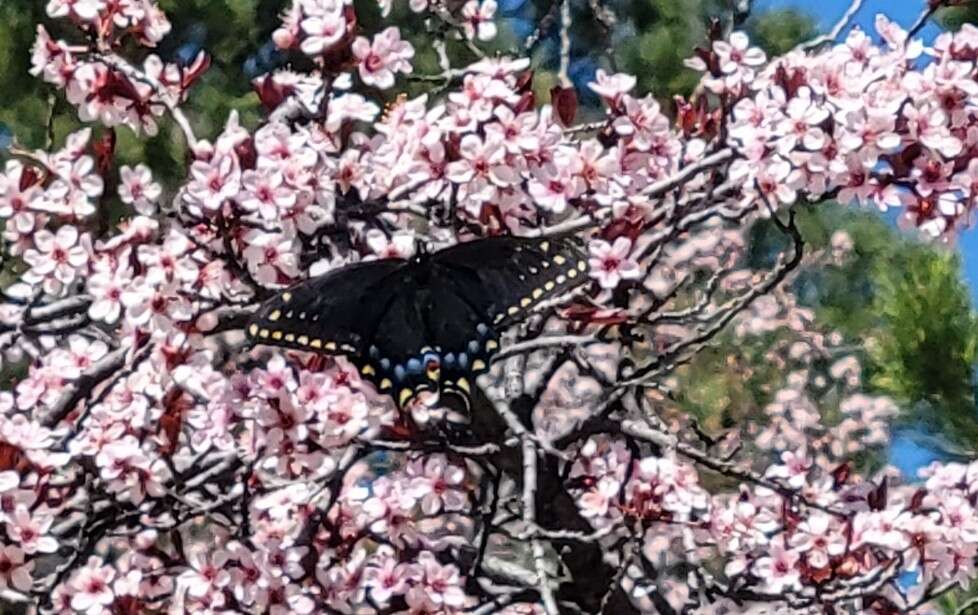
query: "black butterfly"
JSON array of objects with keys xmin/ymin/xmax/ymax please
[{"xmin": 246, "ymin": 236, "xmax": 589, "ymax": 407}]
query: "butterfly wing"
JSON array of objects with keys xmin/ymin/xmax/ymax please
[
  {"xmin": 246, "ymin": 236, "xmax": 591, "ymax": 408},
  {"xmin": 430, "ymin": 235, "xmax": 589, "ymax": 329},
  {"xmin": 245, "ymin": 258, "xmax": 407, "ymax": 355}
]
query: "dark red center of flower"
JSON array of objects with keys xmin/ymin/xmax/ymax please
[
  {"xmin": 365, "ymin": 54, "xmax": 383, "ymax": 73},
  {"xmin": 87, "ymin": 578, "xmax": 106, "ymax": 593}
]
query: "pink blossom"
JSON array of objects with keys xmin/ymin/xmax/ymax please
[
  {"xmin": 22, "ymin": 225, "xmax": 91, "ymax": 294},
  {"xmin": 69, "ymin": 557, "xmax": 116, "ymax": 614},
  {"xmin": 365, "ymin": 229, "xmax": 415, "ymax": 259},
  {"xmin": 7, "ymin": 506, "xmax": 58, "ymax": 554},
  {"xmin": 588, "ymin": 69, "xmax": 636, "ymax": 106},
  {"xmin": 461, "ymin": 0, "xmax": 497, "ymax": 41},
  {"xmin": 118, "ymin": 164, "xmax": 161, "ymax": 215},
  {"xmin": 588, "ymin": 237, "xmax": 641, "ymax": 289},
  {"xmin": 299, "ymin": 6, "xmax": 346, "ymax": 56},
  {"xmin": 0, "ymin": 545, "xmax": 33, "ymax": 593},
  {"xmin": 179, "ymin": 547, "xmax": 231, "ymax": 598},
  {"xmin": 47, "ymin": 0, "xmax": 104, "ymax": 21},
  {"xmin": 407, "ymin": 551, "xmax": 467, "ymax": 611},
  {"xmin": 86, "ymin": 255, "xmax": 133, "ymax": 324},
  {"xmin": 364, "ymin": 547, "xmax": 420, "ymax": 606},
  {"xmin": 405, "ymin": 454, "xmax": 468, "ymax": 515},
  {"xmin": 714, "ymin": 31, "xmax": 766, "ymax": 75},
  {"xmin": 353, "ymin": 27, "xmax": 415, "ymax": 89},
  {"xmin": 753, "ymin": 536, "xmax": 800, "ymax": 593}
]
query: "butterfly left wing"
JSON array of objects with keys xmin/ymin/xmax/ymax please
[{"xmin": 245, "ymin": 258, "xmax": 407, "ymax": 356}]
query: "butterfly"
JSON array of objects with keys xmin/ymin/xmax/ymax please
[{"xmin": 246, "ymin": 235, "xmax": 589, "ymax": 408}]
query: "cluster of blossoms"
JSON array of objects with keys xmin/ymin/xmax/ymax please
[
  {"xmin": 572, "ymin": 434, "xmax": 978, "ymax": 612},
  {"xmin": 30, "ymin": 2, "xmax": 207, "ymax": 137},
  {"xmin": 0, "ymin": 0, "xmax": 976, "ymax": 612},
  {"xmin": 689, "ymin": 16, "xmax": 978, "ymax": 239}
]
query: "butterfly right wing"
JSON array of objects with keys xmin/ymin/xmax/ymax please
[{"xmin": 432, "ymin": 235, "xmax": 589, "ymax": 329}]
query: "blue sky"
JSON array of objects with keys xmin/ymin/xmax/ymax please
[{"xmin": 759, "ymin": 2, "xmax": 978, "ymax": 305}]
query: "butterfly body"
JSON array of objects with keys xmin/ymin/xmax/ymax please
[{"xmin": 247, "ymin": 236, "xmax": 588, "ymax": 407}]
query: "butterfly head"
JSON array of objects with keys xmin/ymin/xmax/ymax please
[{"xmin": 413, "ymin": 239, "xmax": 432, "ymax": 263}]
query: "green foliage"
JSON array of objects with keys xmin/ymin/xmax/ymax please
[
  {"xmin": 0, "ymin": 2, "xmax": 49, "ymax": 149},
  {"xmin": 745, "ymin": 8, "xmax": 817, "ymax": 56},
  {"xmin": 870, "ymin": 241, "xmax": 978, "ymax": 442},
  {"xmin": 774, "ymin": 204, "xmax": 978, "ymax": 447},
  {"xmin": 612, "ymin": 0, "xmax": 721, "ymax": 98},
  {"xmin": 935, "ymin": 4, "xmax": 978, "ymax": 32}
]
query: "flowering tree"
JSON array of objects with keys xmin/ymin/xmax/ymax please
[{"xmin": 3, "ymin": 0, "xmax": 978, "ymax": 613}]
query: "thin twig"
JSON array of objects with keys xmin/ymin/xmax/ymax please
[
  {"xmin": 796, "ymin": 0, "xmax": 865, "ymax": 51},
  {"xmin": 521, "ymin": 437, "xmax": 559, "ymax": 615},
  {"xmin": 906, "ymin": 2, "xmax": 941, "ymax": 43},
  {"xmin": 558, "ymin": 0, "xmax": 572, "ymax": 86}
]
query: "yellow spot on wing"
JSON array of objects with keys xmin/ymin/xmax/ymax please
[
  {"xmin": 507, "ymin": 306, "xmax": 519, "ymax": 316},
  {"xmin": 380, "ymin": 378, "xmax": 393, "ymax": 390},
  {"xmin": 456, "ymin": 378, "xmax": 470, "ymax": 393},
  {"xmin": 553, "ymin": 255, "xmax": 566, "ymax": 265},
  {"xmin": 269, "ymin": 309, "xmax": 281, "ymax": 321},
  {"xmin": 259, "ymin": 329, "xmax": 270, "ymax": 338},
  {"xmin": 472, "ymin": 359, "xmax": 486, "ymax": 371},
  {"xmin": 532, "ymin": 288, "xmax": 543, "ymax": 299},
  {"xmin": 399, "ymin": 389, "xmax": 413, "ymax": 406},
  {"xmin": 362, "ymin": 364, "xmax": 376, "ymax": 376},
  {"xmin": 298, "ymin": 335, "xmax": 309, "ymax": 346},
  {"xmin": 281, "ymin": 292, "xmax": 292, "ymax": 302},
  {"xmin": 556, "ymin": 275, "xmax": 567, "ymax": 284},
  {"xmin": 271, "ymin": 330, "xmax": 283, "ymax": 340},
  {"xmin": 578, "ymin": 260, "xmax": 587, "ymax": 272},
  {"xmin": 284, "ymin": 333, "xmax": 295, "ymax": 342},
  {"xmin": 310, "ymin": 339, "xmax": 322, "ymax": 348},
  {"xmin": 486, "ymin": 340, "xmax": 499, "ymax": 351},
  {"xmin": 567, "ymin": 268, "xmax": 578, "ymax": 278},
  {"xmin": 248, "ymin": 324, "xmax": 259, "ymax": 337},
  {"xmin": 540, "ymin": 241, "xmax": 550, "ymax": 252},
  {"xmin": 544, "ymin": 281, "xmax": 555, "ymax": 291},
  {"xmin": 520, "ymin": 297, "xmax": 532, "ymax": 307},
  {"xmin": 324, "ymin": 341, "xmax": 337, "ymax": 351}
]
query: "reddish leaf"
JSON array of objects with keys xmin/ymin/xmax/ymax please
[
  {"xmin": 513, "ymin": 91, "xmax": 535, "ymax": 115},
  {"xmin": 515, "ymin": 69, "xmax": 534, "ymax": 93},
  {"xmin": 600, "ymin": 216, "xmax": 644, "ymax": 244},
  {"xmin": 18, "ymin": 165, "xmax": 42, "ymax": 191},
  {"xmin": 93, "ymin": 128, "xmax": 116, "ymax": 177},
  {"xmin": 909, "ymin": 488, "xmax": 927, "ymax": 512},
  {"xmin": 560, "ymin": 304, "xmax": 628, "ymax": 324},
  {"xmin": 254, "ymin": 75, "xmax": 294, "ymax": 112},
  {"xmin": 550, "ymin": 86, "xmax": 578, "ymax": 127},
  {"xmin": 235, "ymin": 137, "xmax": 257, "ymax": 171},
  {"xmin": 831, "ymin": 462, "xmax": 851, "ymax": 490},
  {"xmin": 181, "ymin": 51, "xmax": 211, "ymax": 90},
  {"xmin": 158, "ymin": 388, "xmax": 192, "ymax": 456},
  {"xmin": 0, "ymin": 442, "xmax": 23, "ymax": 472},
  {"xmin": 867, "ymin": 478, "xmax": 888, "ymax": 511}
]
